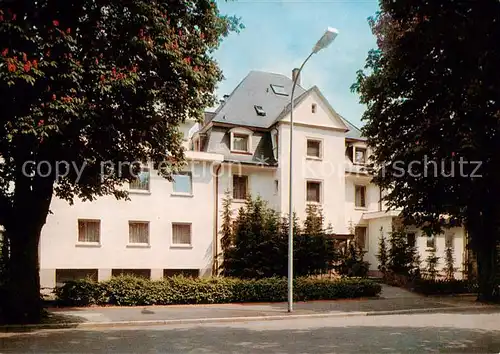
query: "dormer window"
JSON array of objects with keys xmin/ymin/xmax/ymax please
[
  {"xmin": 233, "ymin": 134, "xmax": 249, "ymax": 152},
  {"xmin": 354, "ymin": 147, "xmax": 367, "ymax": 164},
  {"xmin": 229, "ymin": 127, "xmax": 253, "ymax": 154},
  {"xmin": 270, "ymin": 84, "xmax": 288, "ymax": 96},
  {"xmin": 254, "ymin": 105, "xmax": 266, "ymax": 116}
]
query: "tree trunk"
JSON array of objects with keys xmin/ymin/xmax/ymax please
[
  {"xmin": 3, "ymin": 224, "xmax": 43, "ymax": 324},
  {"xmin": 476, "ymin": 240, "xmax": 499, "ymax": 302}
]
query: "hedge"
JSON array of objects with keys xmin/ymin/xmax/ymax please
[
  {"xmin": 411, "ymin": 278, "xmax": 478, "ymax": 295},
  {"xmin": 55, "ymin": 276, "xmax": 382, "ymax": 307},
  {"xmin": 383, "ymin": 272, "xmax": 477, "ymax": 295}
]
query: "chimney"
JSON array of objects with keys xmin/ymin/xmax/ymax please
[{"xmin": 292, "ymin": 68, "xmax": 301, "ymax": 85}]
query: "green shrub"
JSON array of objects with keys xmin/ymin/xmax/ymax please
[
  {"xmin": 55, "ymin": 276, "xmax": 382, "ymax": 307},
  {"xmin": 412, "ymin": 278, "xmax": 477, "ymax": 295}
]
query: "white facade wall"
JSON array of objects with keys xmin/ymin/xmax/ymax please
[{"xmin": 40, "ymin": 156, "xmax": 222, "ymax": 289}]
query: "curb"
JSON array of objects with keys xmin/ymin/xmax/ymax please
[{"xmin": 0, "ymin": 305, "xmax": 495, "ymax": 333}]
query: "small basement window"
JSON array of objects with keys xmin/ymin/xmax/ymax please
[
  {"xmin": 254, "ymin": 105, "xmax": 266, "ymax": 116},
  {"xmin": 270, "ymin": 84, "xmax": 288, "ymax": 96}
]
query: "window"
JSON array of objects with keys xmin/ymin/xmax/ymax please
[
  {"xmin": 426, "ymin": 234, "xmax": 436, "ymax": 249},
  {"xmin": 274, "ymin": 180, "xmax": 279, "ymax": 195},
  {"xmin": 354, "ymin": 147, "xmax": 367, "ymax": 164},
  {"xmin": 270, "ymin": 84, "xmax": 288, "ymax": 96},
  {"xmin": 407, "ymin": 232, "xmax": 416, "ymax": 247},
  {"xmin": 128, "ymin": 221, "xmax": 149, "ymax": 244},
  {"xmin": 164, "ymin": 269, "xmax": 198, "ymax": 278},
  {"xmin": 355, "ymin": 185, "xmax": 366, "ymax": 208},
  {"xmin": 130, "ymin": 166, "xmax": 150, "ymax": 191},
  {"xmin": 172, "ymin": 223, "xmax": 191, "ymax": 245},
  {"xmin": 306, "ymin": 139, "xmax": 321, "ymax": 159},
  {"xmin": 56, "ymin": 269, "xmax": 98, "ymax": 287},
  {"xmin": 311, "ymin": 103, "xmax": 317, "ymax": 113},
  {"xmin": 173, "ymin": 172, "xmax": 192, "ymax": 194},
  {"xmin": 306, "ymin": 181, "xmax": 321, "ymax": 203},
  {"xmin": 194, "ymin": 139, "xmax": 200, "ymax": 151},
  {"xmin": 355, "ymin": 226, "xmax": 367, "ymax": 250},
  {"xmin": 233, "ymin": 175, "xmax": 248, "ymax": 200},
  {"xmin": 445, "ymin": 231, "xmax": 454, "ymax": 248},
  {"xmin": 78, "ymin": 220, "xmax": 100, "ymax": 243},
  {"xmin": 232, "ymin": 134, "xmax": 249, "ymax": 152},
  {"xmin": 112, "ymin": 269, "xmax": 151, "ymax": 279},
  {"xmin": 254, "ymin": 105, "xmax": 266, "ymax": 116}
]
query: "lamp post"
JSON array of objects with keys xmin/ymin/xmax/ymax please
[{"xmin": 288, "ymin": 27, "xmax": 339, "ymax": 313}]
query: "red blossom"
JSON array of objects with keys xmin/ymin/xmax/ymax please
[
  {"xmin": 184, "ymin": 57, "xmax": 191, "ymax": 65},
  {"xmin": 41, "ymin": 103, "xmax": 45, "ymax": 108},
  {"xmin": 46, "ymin": 50, "xmax": 51, "ymax": 57},
  {"xmin": 24, "ymin": 61, "xmax": 31, "ymax": 72},
  {"xmin": 53, "ymin": 20, "xmax": 59, "ymax": 26},
  {"xmin": 178, "ymin": 29, "xmax": 182, "ymax": 36},
  {"xmin": 38, "ymin": 120, "xmax": 44, "ymax": 126},
  {"xmin": 32, "ymin": 59, "xmax": 38, "ymax": 69},
  {"xmin": 12, "ymin": 13, "xmax": 16, "ymax": 21},
  {"xmin": 100, "ymin": 75, "xmax": 105, "ymax": 82},
  {"xmin": 95, "ymin": 58, "xmax": 99, "ymax": 65},
  {"xmin": 451, "ymin": 152, "xmax": 456, "ymax": 157},
  {"xmin": 193, "ymin": 66, "xmax": 199, "ymax": 72},
  {"xmin": 66, "ymin": 28, "xmax": 71, "ymax": 34},
  {"xmin": 1, "ymin": 48, "xmax": 8, "ymax": 56},
  {"xmin": 7, "ymin": 62, "xmax": 16, "ymax": 72},
  {"xmin": 200, "ymin": 33, "xmax": 205, "ymax": 40}
]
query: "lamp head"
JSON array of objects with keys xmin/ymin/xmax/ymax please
[{"xmin": 312, "ymin": 27, "xmax": 339, "ymax": 54}]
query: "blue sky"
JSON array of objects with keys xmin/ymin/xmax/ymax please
[{"xmin": 212, "ymin": 0, "xmax": 380, "ymax": 128}]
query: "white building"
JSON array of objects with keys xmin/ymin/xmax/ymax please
[{"xmin": 39, "ymin": 70, "xmax": 467, "ymax": 290}]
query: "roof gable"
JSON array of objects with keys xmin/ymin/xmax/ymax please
[{"xmin": 276, "ymin": 86, "xmax": 349, "ymax": 131}]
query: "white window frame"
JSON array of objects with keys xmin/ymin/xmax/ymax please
[
  {"xmin": 229, "ymin": 127, "xmax": 253, "ymax": 153},
  {"xmin": 171, "ymin": 222, "xmax": 192, "ymax": 248},
  {"xmin": 232, "ymin": 174, "xmax": 249, "ymax": 201},
  {"xmin": 353, "ymin": 146, "xmax": 367, "ymax": 165},
  {"xmin": 129, "ymin": 163, "xmax": 151, "ymax": 193},
  {"xmin": 127, "ymin": 221, "xmax": 150, "ymax": 247},
  {"xmin": 306, "ymin": 138, "xmax": 323, "ymax": 160},
  {"xmin": 77, "ymin": 219, "xmax": 101, "ymax": 246},
  {"xmin": 306, "ymin": 179, "xmax": 322, "ymax": 204},
  {"xmin": 172, "ymin": 171, "xmax": 193, "ymax": 196},
  {"xmin": 355, "ymin": 185, "xmax": 367, "ymax": 209}
]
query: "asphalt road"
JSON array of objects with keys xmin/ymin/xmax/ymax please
[{"xmin": 2, "ymin": 312, "xmax": 500, "ymax": 353}]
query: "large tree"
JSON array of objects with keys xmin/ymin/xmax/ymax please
[
  {"xmin": 0, "ymin": 0, "xmax": 241, "ymax": 323},
  {"xmin": 352, "ymin": 0, "xmax": 500, "ymax": 301}
]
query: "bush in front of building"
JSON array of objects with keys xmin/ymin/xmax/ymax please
[
  {"xmin": 411, "ymin": 278, "xmax": 478, "ymax": 296},
  {"xmin": 55, "ymin": 275, "xmax": 382, "ymax": 307}
]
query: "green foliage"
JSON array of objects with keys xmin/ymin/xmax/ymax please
[
  {"xmin": 55, "ymin": 276, "xmax": 382, "ymax": 307},
  {"xmin": 387, "ymin": 224, "xmax": 414, "ymax": 276},
  {"xmin": 220, "ymin": 197, "xmax": 339, "ymax": 279},
  {"xmin": 336, "ymin": 240, "xmax": 370, "ymax": 277},
  {"xmin": 412, "ymin": 279, "xmax": 477, "ymax": 296},
  {"xmin": 424, "ymin": 247, "xmax": 440, "ymax": 281},
  {"xmin": 444, "ymin": 246, "xmax": 456, "ymax": 280},
  {"xmin": 352, "ymin": 0, "xmax": 500, "ymax": 301},
  {"xmin": 376, "ymin": 226, "xmax": 388, "ymax": 273},
  {"xmin": 0, "ymin": 0, "xmax": 243, "ymax": 322}
]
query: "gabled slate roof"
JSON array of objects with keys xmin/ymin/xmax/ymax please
[
  {"xmin": 206, "ymin": 71, "xmax": 307, "ymax": 128},
  {"xmin": 205, "ymin": 70, "xmax": 365, "ymax": 139}
]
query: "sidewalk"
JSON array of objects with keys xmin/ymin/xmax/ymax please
[{"xmin": 3, "ymin": 285, "xmax": 499, "ymax": 332}]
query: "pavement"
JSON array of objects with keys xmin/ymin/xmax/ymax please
[
  {"xmin": 2, "ymin": 284, "xmax": 497, "ymax": 332},
  {"xmin": 1, "ymin": 312, "xmax": 500, "ymax": 352}
]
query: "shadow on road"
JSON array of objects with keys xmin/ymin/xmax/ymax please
[{"xmin": 2, "ymin": 324, "xmax": 500, "ymax": 353}]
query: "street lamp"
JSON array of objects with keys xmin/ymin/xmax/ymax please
[{"xmin": 288, "ymin": 27, "xmax": 339, "ymax": 313}]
